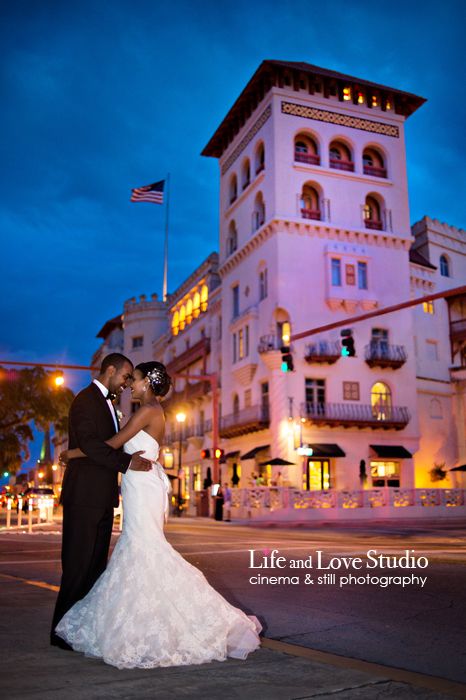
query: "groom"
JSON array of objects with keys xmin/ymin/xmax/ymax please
[{"xmin": 51, "ymin": 352, "xmax": 152, "ymax": 649}]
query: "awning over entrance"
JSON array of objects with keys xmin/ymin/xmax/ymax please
[
  {"xmin": 259, "ymin": 457, "xmax": 295, "ymax": 466},
  {"xmin": 307, "ymin": 444, "xmax": 346, "ymax": 458},
  {"xmin": 241, "ymin": 444, "xmax": 270, "ymax": 460},
  {"xmin": 370, "ymin": 445, "xmax": 412, "ymax": 459}
]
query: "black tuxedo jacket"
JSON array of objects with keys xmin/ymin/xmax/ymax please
[{"xmin": 61, "ymin": 383, "xmax": 132, "ymax": 509}]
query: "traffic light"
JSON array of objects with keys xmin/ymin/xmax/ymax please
[
  {"xmin": 280, "ymin": 346, "xmax": 294, "ymax": 372},
  {"xmin": 213, "ymin": 448, "xmax": 224, "ymax": 460},
  {"xmin": 200, "ymin": 449, "xmax": 210, "ymax": 459},
  {"xmin": 341, "ymin": 330, "xmax": 356, "ymax": 357}
]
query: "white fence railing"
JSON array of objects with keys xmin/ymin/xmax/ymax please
[{"xmin": 227, "ymin": 487, "xmax": 466, "ymax": 521}]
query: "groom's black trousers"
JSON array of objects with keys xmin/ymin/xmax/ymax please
[{"xmin": 51, "ymin": 504, "xmax": 113, "ymax": 637}]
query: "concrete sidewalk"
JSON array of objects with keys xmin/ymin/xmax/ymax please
[{"xmin": 1, "ymin": 577, "xmax": 465, "ymax": 699}]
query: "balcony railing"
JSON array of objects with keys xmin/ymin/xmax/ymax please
[
  {"xmin": 301, "ymin": 208, "xmax": 321, "ymax": 220},
  {"xmin": 364, "ymin": 343, "xmax": 407, "ymax": 369},
  {"xmin": 294, "ymin": 151, "xmax": 320, "ymax": 165},
  {"xmin": 364, "ymin": 218, "xmax": 383, "ymax": 230},
  {"xmin": 363, "ymin": 164, "xmax": 387, "ymax": 178},
  {"xmin": 229, "ymin": 194, "xmax": 237, "ymax": 205},
  {"xmin": 305, "ymin": 341, "xmax": 341, "ymax": 364},
  {"xmin": 301, "ymin": 402, "xmax": 410, "ymax": 430},
  {"xmin": 220, "ymin": 405, "xmax": 270, "ymax": 439},
  {"xmin": 242, "ymin": 179, "xmax": 250, "ymax": 191},
  {"xmin": 258, "ymin": 334, "xmax": 283, "ymax": 353},
  {"xmin": 329, "ymin": 158, "xmax": 355, "ymax": 172},
  {"xmin": 255, "ymin": 163, "xmax": 265, "ymax": 175},
  {"xmin": 450, "ymin": 318, "xmax": 466, "ymax": 341}
]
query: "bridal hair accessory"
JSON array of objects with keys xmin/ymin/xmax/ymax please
[{"xmin": 147, "ymin": 366, "xmax": 168, "ymax": 391}]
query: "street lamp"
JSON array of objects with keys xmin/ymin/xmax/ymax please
[{"xmin": 175, "ymin": 411, "xmax": 186, "ymax": 516}]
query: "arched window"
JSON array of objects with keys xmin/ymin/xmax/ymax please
[
  {"xmin": 363, "ymin": 147, "xmax": 387, "ymax": 178},
  {"xmin": 300, "ymin": 183, "xmax": 321, "ymax": 220},
  {"xmin": 179, "ymin": 305, "xmax": 186, "ymax": 331},
  {"xmin": 371, "ymin": 382, "xmax": 392, "ymax": 421},
  {"xmin": 329, "ymin": 140, "xmax": 354, "ymax": 171},
  {"xmin": 227, "ymin": 221, "xmax": 238, "ymax": 256},
  {"xmin": 294, "ymin": 134, "xmax": 320, "ymax": 165},
  {"xmin": 252, "ymin": 192, "xmax": 265, "ymax": 231},
  {"xmin": 439, "ymin": 255, "xmax": 450, "ymax": 277},
  {"xmin": 259, "ymin": 268, "xmax": 268, "ymax": 300},
  {"xmin": 200, "ymin": 284, "xmax": 209, "ymax": 312},
  {"xmin": 255, "ymin": 142, "xmax": 265, "ymax": 175},
  {"xmin": 241, "ymin": 159, "xmax": 251, "ymax": 190},
  {"xmin": 233, "ymin": 394, "xmax": 240, "ymax": 415},
  {"xmin": 193, "ymin": 292, "xmax": 201, "ymax": 318},
  {"xmin": 172, "ymin": 311, "xmax": 179, "ymax": 336},
  {"xmin": 430, "ymin": 399, "xmax": 443, "ymax": 419},
  {"xmin": 229, "ymin": 173, "xmax": 238, "ymax": 205},
  {"xmin": 186, "ymin": 298, "xmax": 193, "ymax": 324},
  {"xmin": 363, "ymin": 195, "xmax": 383, "ymax": 230}
]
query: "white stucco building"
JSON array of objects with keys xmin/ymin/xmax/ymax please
[{"xmin": 94, "ymin": 61, "xmax": 465, "ymax": 516}]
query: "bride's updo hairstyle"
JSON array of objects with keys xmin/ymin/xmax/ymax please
[{"xmin": 136, "ymin": 362, "xmax": 172, "ymax": 397}]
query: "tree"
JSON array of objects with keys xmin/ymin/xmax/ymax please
[{"xmin": 0, "ymin": 366, "xmax": 74, "ymax": 475}]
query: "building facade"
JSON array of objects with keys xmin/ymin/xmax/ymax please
[{"xmin": 93, "ymin": 61, "xmax": 465, "ymax": 513}]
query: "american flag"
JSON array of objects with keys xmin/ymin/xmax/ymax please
[{"xmin": 130, "ymin": 180, "xmax": 165, "ymax": 204}]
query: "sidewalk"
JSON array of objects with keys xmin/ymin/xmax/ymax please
[{"xmin": 2, "ymin": 576, "xmax": 464, "ymax": 699}]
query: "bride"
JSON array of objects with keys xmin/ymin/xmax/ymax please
[{"xmin": 55, "ymin": 361, "xmax": 262, "ymax": 669}]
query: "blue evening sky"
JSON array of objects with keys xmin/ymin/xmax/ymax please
[{"xmin": 1, "ymin": 0, "xmax": 465, "ymax": 392}]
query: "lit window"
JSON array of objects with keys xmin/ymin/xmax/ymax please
[
  {"xmin": 200, "ymin": 284, "xmax": 208, "ymax": 312},
  {"xmin": 423, "ymin": 301, "xmax": 434, "ymax": 315},
  {"xmin": 193, "ymin": 292, "xmax": 200, "ymax": 318},
  {"xmin": 172, "ymin": 311, "xmax": 179, "ymax": 336},
  {"xmin": 179, "ymin": 305, "xmax": 186, "ymax": 330},
  {"xmin": 371, "ymin": 382, "xmax": 392, "ymax": 421},
  {"xmin": 281, "ymin": 321, "xmax": 291, "ymax": 344},
  {"xmin": 343, "ymin": 86, "xmax": 351, "ymax": 101},
  {"xmin": 331, "ymin": 258, "xmax": 342, "ymax": 286},
  {"xmin": 371, "ymin": 95, "xmax": 378, "ymax": 107},
  {"xmin": 238, "ymin": 329, "xmax": 244, "ymax": 360},
  {"xmin": 186, "ymin": 298, "xmax": 193, "ymax": 323},
  {"xmin": 357, "ymin": 92, "xmax": 364, "ymax": 104},
  {"xmin": 371, "ymin": 461, "xmax": 399, "ymax": 487},
  {"xmin": 132, "ymin": 336, "xmax": 143, "ymax": 349},
  {"xmin": 439, "ymin": 255, "xmax": 450, "ymax": 277},
  {"xmin": 357, "ymin": 261, "xmax": 368, "ymax": 289}
]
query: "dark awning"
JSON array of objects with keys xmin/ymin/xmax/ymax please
[
  {"xmin": 241, "ymin": 445, "xmax": 270, "ymax": 460},
  {"xmin": 225, "ymin": 451, "xmax": 240, "ymax": 459},
  {"xmin": 259, "ymin": 457, "xmax": 295, "ymax": 466},
  {"xmin": 370, "ymin": 445, "xmax": 412, "ymax": 459},
  {"xmin": 308, "ymin": 444, "xmax": 346, "ymax": 458}
]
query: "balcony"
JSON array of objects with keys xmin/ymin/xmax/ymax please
[
  {"xmin": 301, "ymin": 402, "xmax": 410, "ymax": 430},
  {"xmin": 301, "ymin": 208, "xmax": 321, "ymax": 220},
  {"xmin": 329, "ymin": 158, "xmax": 355, "ymax": 172},
  {"xmin": 166, "ymin": 337, "xmax": 210, "ymax": 375},
  {"xmin": 450, "ymin": 318, "xmax": 466, "ymax": 342},
  {"xmin": 305, "ymin": 341, "xmax": 341, "ymax": 365},
  {"xmin": 363, "ymin": 164, "xmax": 387, "ymax": 178},
  {"xmin": 364, "ymin": 218, "xmax": 383, "ymax": 231},
  {"xmin": 258, "ymin": 334, "xmax": 282, "ymax": 353},
  {"xmin": 365, "ymin": 344, "xmax": 407, "ymax": 369},
  {"xmin": 220, "ymin": 405, "xmax": 270, "ymax": 439},
  {"xmin": 255, "ymin": 163, "xmax": 265, "ymax": 175},
  {"xmin": 294, "ymin": 151, "xmax": 320, "ymax": 166}
]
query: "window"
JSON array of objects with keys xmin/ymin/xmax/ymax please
[
  {"xmin": 363, "ymin": 195, "xmax": 383, "ymax": 230},
  {"xmin": 370, "ymin": 328, "xmax": 389, "ymax": 355},
  {"xmin": 255, "ymin": 142, "xmax": 265, "ymax": 174},
  {"xmin": 261, "ymin": 382, "xmax": 269, "ymax": 418},
  {"xmin": 259, "ymin": 268, "xmax": 268, "ymax": 300},
  {"xmin": 233, "ymin": 394, "xmax": 240, "ymax": 414},
  {"xmin": 423, "ymin": 300, "xmax": 435, "ymax": 315},
  {"xmin": 132, "ymin": 336, "xmax": 143, "ymax": 349},
  {"xmin": 430, "ymin": 399, "xmax": 443, "ymax": 419},
  {"xmin": 345, "ymin": 264, "xmax": 355, "ymax": 285},
  {"xmin": 252, "ymin": 192, "xmax": 265, "ymax": 231},
  {"xmin": 217, "ymin": 315, "xmax": 222, "ymax": 340},
  {"xmin": 294, "ymin": 134, "xmax": 320, "ymax": 165},
  {"xmin": 371, "ymin": 382, "xmax": 392, "ymax": 420},
  {"xmin": 305, "ymin": 378, "xmax": 326, "ymax": 410},
  {"xmin": 241, "ymin": 159, "xmax": 250, "ymax": 190},
  {"xmin": 426, "ymin": 340, "xmax": 439, "ymax": 361},
  {"xmin": 232, "ymin": 285, "xmax": 240, "ymax": 318},
  {"xmin": 232, "ymin": 333, "xmax": 237, "ymax": 363},
  {"xmin": 331, "ymin": 258, "xmax": 342, "ymax": 286},
  {"xmin": 238, "ymin": 328, "xmax": 244, "ymax": 360},
  {"xmin": 300, "ymin": 183, "xmax": 321, "ymax": 220},
  {"xmin": 229, "ymin": 174, "xmax": 238, "ymax": 204},
  {"xmin": 343, "ymin": 382, "xmax": 360, "ymax": 400},
  {"xmin": 439, "ymin": 255, "xmax": 450, "ymax": 277},
  {"xmin": 227, "ymin": 221, "xmax": 238, "ymax": 256},
  {"xmin": 371, "ymin": 461, "xmax": 400, "ymax": 487},
  {"xmin": 329, "ymin": 140, "xmax": 354, "ymax": 171},
  {"xmin": 362, "ymin": 147, "xmax": 387, "ymax": 178},
  {"xmin": 245, "ymin": 389, "xmax": 252, "ymax": 408},
  {"xmin": 245, "ymin": 325, "xmax": 249, "ymax": 357},
  {"xmin": 357, "ymin": 261, "xmax": 368, "ymax": 289}
]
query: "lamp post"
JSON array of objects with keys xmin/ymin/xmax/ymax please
[{"xmin": 175, "ymin": 411, "xmax": 186, "ymax": 516}]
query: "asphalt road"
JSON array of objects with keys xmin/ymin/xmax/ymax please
[{"xmin": 0, "ymin": 516, "xmax": 465, "ymax": 687}]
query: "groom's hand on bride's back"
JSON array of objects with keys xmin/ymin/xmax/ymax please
[{"xmin": 129, "ymin": 451, "xmax": 152, "ymax": 471}]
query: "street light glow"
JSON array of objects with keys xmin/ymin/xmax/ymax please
[{"xmin": 176, "ymin": 412, "xmax": 186, "ymax": 423}]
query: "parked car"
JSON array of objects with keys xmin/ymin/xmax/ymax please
[{"xmin": 21, "ymin": 487, "xmax": 57, "ymax": 510}]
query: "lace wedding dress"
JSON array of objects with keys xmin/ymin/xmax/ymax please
[{"xmin": 55, "ymin": 430, "xmax": 262, "ymax": 669}]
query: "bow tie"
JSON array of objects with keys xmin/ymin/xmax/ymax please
[{"xmin": 107, "ymin": 392, "xmax": 117, "ymax": 402}]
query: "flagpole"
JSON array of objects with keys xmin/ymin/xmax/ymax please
[{"xmin": 162, "ymin": 173, "xmax": 170, "ymax": 302}]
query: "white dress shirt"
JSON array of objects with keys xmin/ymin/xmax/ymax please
[{"xmin": 93, "ymin": 379, "xmax": 119, "ymax": 432}]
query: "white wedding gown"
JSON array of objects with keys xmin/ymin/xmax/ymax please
[{"xmin": 55, "ymin": 430, "xmax": 262, "ymax": 669}]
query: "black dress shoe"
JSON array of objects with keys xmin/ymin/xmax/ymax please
[{"xmin": 50, "ymin": 633, "xmax": 73, "ymax": 651}]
